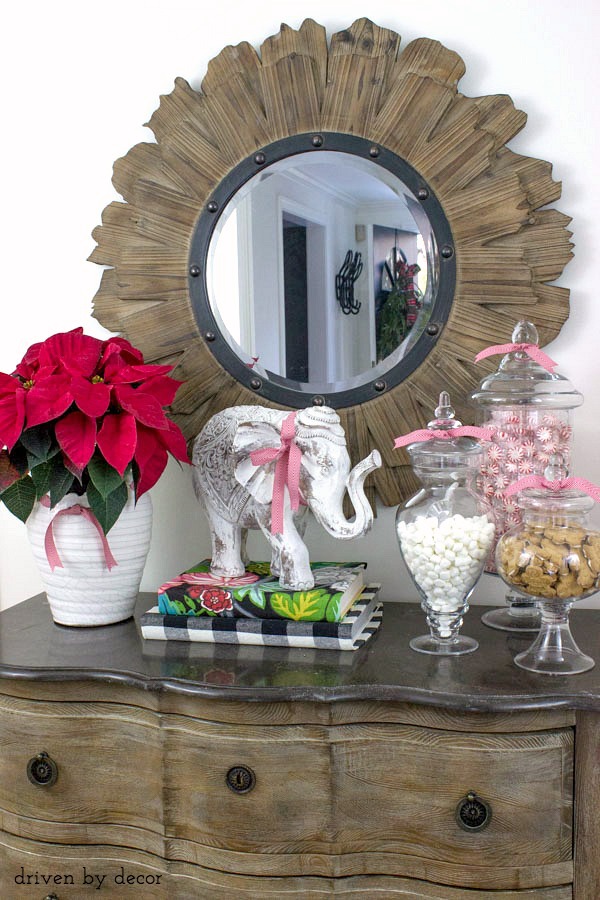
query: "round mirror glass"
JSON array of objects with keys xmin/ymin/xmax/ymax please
[{"xmin": 206, "ymin": 150, "xmax": 440, "ymax": 394}]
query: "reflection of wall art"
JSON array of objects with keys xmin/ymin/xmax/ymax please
[{"xmin": 90, "ymin": 17, "xmax": 573, "ymax": 507}]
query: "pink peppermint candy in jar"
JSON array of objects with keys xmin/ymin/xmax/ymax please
[{"xmin": 470, "ymin": 320, "xmax": 583, "ymax": 632}]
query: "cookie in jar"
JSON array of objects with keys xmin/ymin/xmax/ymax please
[{"xmin": 495, "ymin": 455, "xmax": 600, "ymax": 675}]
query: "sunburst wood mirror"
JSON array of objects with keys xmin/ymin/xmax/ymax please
[{"xmin": 90, "ymin": 17, "xmax": 573, "ymax": 507}]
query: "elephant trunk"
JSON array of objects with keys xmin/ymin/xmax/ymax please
[{"xmin": 311, "ymin": 449, "xmax": 382, "ymax": 540}]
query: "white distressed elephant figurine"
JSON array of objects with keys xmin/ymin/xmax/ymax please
[{"xmin": 192, "ymin": 405, "xmax": 381, "ymax": 590}]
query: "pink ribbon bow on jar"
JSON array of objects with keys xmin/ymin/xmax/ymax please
[
  {"xmin": 41, "ymin": 497, "xmax": 118, "ymax": 572},
  {"xmin": 504, "ymin": 475, "xmax": 600, "ymax": 502},
  {"xmin": 474, "ymin": 342, "xmax": 557, "ymax": 373},
  {"xmin": 250, "ymin": 411, "xmax": 302, "ymax": 535},
  {"xmin": 393, "ymin": 426, "xmax": 493, "ymax": 449}
]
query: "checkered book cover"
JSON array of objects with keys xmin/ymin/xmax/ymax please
[{"xmin": 140, "ymin": 585, "xmax": 382, "ymax": 651}]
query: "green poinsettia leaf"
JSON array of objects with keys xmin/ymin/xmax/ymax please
[
  {"xmin": 19, "ymin": 426, "xmax": 53, "ymax": 461},
  {"xmin": 49, "ymin": 463, "xmax": 77, "ymax": 507},
  {"xmin": 9, "ymin": 444, "xmax": 30, "ymax": 476},
  {"xmin": 0, "ymin": 451, "xmax": 22, "ymax": 493},
  {"xmin": 86, "ymin": 480, "xmax": 128, "ymax": 534},
  {"xmin": 1, "ymin": 476, "xmax": 36, "ymax": 522},
  {"xmin": 31, "ymin": 452, "xmax": 74, "ymax": 502},
  {"xmin": 30, "ymin": 459, "xmax": 54, "ymax": 500},
  {"xmin": 87, "ymin": 453, "xmax": 126, "ymax": 500}
]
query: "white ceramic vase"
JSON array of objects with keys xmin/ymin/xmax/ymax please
[{"xmin": 27, "ymin": 489, "xmax": 153, "ymax": 626}]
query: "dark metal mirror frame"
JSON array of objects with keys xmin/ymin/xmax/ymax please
[
  {"xmin": 90, "ymin": 17, "xmax": 573, "ymax": 506},
  {"xmin": 188, "ymin": 131, "xmax": 456, "ymax": 408}
]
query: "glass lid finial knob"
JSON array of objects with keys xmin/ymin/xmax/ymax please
[
  {"xmin": 544, "ymin": 453, "xmax": 569, "ymax": 482},
  {"xmin": 512, "ymin": 319, "xmax": 539, "ymax": 345},
  {"xmin": 429, "ymin": 391, "xmax": 460, "ymax": 430}
]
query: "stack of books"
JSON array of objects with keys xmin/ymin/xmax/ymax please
[{"xmin": 140, "ymin": 561, "xmax": 383, "ymax": 651}]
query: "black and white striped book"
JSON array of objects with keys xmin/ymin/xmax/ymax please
[{"xmin": 140, "ymin": 585, "xmax": 382, "ymax": 651}]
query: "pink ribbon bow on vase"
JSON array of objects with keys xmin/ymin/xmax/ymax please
[
  {"xmin": 504, "ymin": 476, "xmax": 600, "ymax": 502},
  {"xmin": 474, "ymin": 342, "xmax": 557, "ymax": 373},
  {"xmin": 393, "ymin": 426, "xmax": 493, "ymax": 449},
  {"xmin": 250, "ymin": 411, "xmax": 303, "ymax": 535},
  {"xmin": 41, "ymin": 496, "xmax": 118, "ymax": 572}
]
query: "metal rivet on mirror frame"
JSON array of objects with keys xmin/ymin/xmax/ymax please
[
  {"xmin": 373, "ymin": 380, "xmax": 387, "ymax": 393},
  {"xmin": 311, "ymin": 396, "xmax": 325, "ymax": 406},
  {"xmin": 250, "ymin": 378, "xmax": 262, "ymax": 391},
  {"xmin": 369, "ymin": 146, "xmax": 380, "ymax": 158},
  {"xmin": 426, "ymin": 323, "xmax": 441, "ymax": 336},
  {"xmin": 204, "ymin": 331, "xmax": 216, "ymax": 342},
  {"xmin": 311, "ymin": 135, "xmax": 324, "ymax": 147},
  {"xmin": 207, "ymin": 201, "xmax": 219, "ymax": 213},
  {"xmin": 189, "ymin": 264, "xmax": 201, "ymax": 277},
  {"xmin": 417, "ymin": 187, "xmax": 429, "ymax": 201},
  {"xmin": 441, "ymin": 244, "xmax": 454, "ymax": 259},
  {"xmin": 254, "ymin": 152, "xmax": 266, "ymax": 165}
]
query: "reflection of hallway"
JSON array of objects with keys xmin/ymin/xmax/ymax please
[
  {"xmin": 282, "ymin": 223, "xmax": 309, "ymax": 382},
  {"xmin": 208, "ymin": 150, "xmax": 430, "ymax": 390}
]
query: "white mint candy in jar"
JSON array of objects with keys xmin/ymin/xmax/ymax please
[{"xmin": 394, "ymin": 392, "xmax": 495, "ymax": 656}]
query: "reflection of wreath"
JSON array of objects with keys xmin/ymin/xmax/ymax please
[
  {"xmin": 90, "ymin": 18, "xmax": 573, "ymax": 507},
  {"xmin": 377, "ymin": 254, "xmax": 422, "ymax": 360}
]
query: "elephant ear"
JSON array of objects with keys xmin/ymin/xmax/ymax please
[{"xmin": 233, "ymin": 421, "xmax": 280, "ymax": 506}]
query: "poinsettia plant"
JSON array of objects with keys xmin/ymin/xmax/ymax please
[{"xmin": 0, "ymin": 328, "xmax": 189, "ymax": 533}]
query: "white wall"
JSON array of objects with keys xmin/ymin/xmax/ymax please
[{"xmin": 1, "ymin": 0, "xmax": 599, "ymax": 611}]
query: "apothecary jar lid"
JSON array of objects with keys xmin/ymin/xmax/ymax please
[
  {"xmin": 403, "ymin": 391, "xmax": 487, "ymax": 473},
  {"xmin": 470, "ymin": 320, "xmax": 583, "ymax": 409},
  {"xmin": 511, "ymin": 456, "xmax": 596, "ymax": 517}
]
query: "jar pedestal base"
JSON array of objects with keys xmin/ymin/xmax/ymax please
[
  {"xmin": 409, "ymin": 634, "xmax": 479, "ymax": 656},
  {"xmin": 513, "ymin": 606, "xmax": 594, "ymax": 675},
  {"xmin": 481, "ymin": 605, "xmax": 540, "ymax": 633}
]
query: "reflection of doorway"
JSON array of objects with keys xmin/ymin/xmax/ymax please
[
  {"xmin": 281, "ymin": 210, "xmax": 328, "ymax": 383},
  {"xmin": 282, "ymin": 220, "xmax": 309, "ymax": 381}
]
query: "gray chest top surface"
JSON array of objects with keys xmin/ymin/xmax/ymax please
[{"xmin": 2, "ymin": 592, "xmax": 600, "ymax": 711}]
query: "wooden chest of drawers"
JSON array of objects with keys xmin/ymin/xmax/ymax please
[{"xmin": 1, "ymin": 594, "xmax": 599, "ymax": 898}]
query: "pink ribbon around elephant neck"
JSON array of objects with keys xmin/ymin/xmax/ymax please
[
  {"xmin": 474, "ymin": 342, "xmax": 557, "ymax": 373},
  {"xmin": 40, "ymin": 496, "xmax": 118, "ymax": 572},
  {"xmin": 393, "ymin": 426, "xmax": 493, "ymax": 449},
  {"xmin": 504, "ymin": 475, "xmax": 600, "ymax": 502},
  {"xmin": 250, "ymin": 411, "xmax": 302, "ymax": 535}
]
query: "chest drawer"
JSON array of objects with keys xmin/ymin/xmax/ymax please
[
  {"xmin": 164, "ymin": 717, "xmax": 573, "ymax": 886},
  {"xmin": 0, "ymin": 830, "xmax": 574, "ymax": 900},
  {"xmin": 0, "ymin": 694, "xmax": 162, "ymax": 834}
]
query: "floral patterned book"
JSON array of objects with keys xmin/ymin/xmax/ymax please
[
  {"xmin": 142, "ymin": 588, "xmax": 382, "ymax": 650},
  {"xmin": 157, "ymin": 560, "xmax": 366, "ymax": 622}
]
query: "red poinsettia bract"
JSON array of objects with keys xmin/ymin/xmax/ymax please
[{"xmin": 0, "ymin": 328, "xmax": 189, "ymax": 528}]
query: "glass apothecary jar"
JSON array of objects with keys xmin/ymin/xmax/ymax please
[
  {"xmin": 496, "ymin": 458, "xmax": 600, "ymax": 674},
  {"xmin": 471, "ymin": 319, "xmax": 583, "ymax": 632},
  {"xmin": 395, "ymin": 392, "xmax": 495, "ymax": 655}
]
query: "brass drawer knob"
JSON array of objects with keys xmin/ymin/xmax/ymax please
[
  {"xmin": 226, "ymin": 765, "xmax": 256, "ymax": 794},
  {"xmin": 27, "ymin": 751, "xmax": 58, "ymax": 787},
  {"xmin": 456, "ymin": 791, "xmax": 491, "ymax": 832}
]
